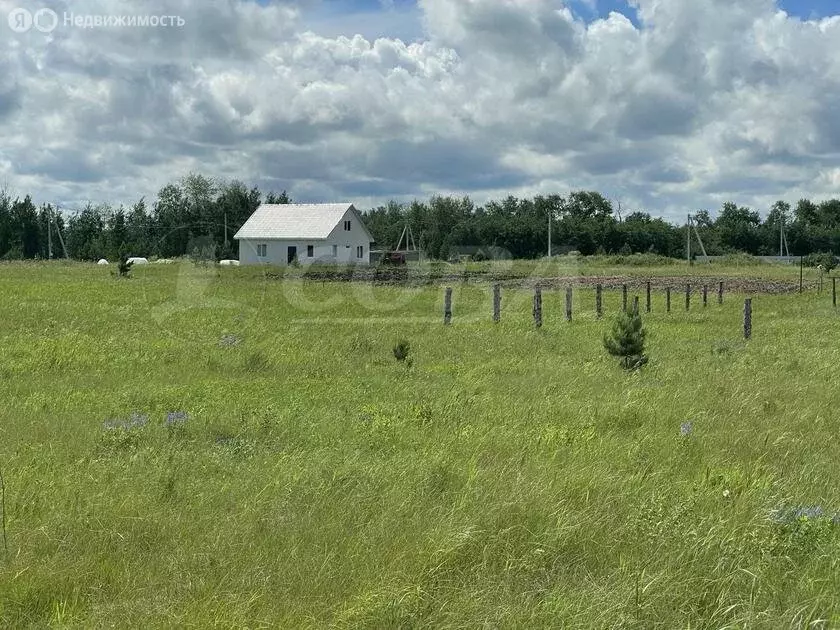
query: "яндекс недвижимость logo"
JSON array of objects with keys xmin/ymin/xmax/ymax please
[
  {"xmin": 7, "ymin": 7, "xmax": 58, "ymax": 33},
  {"xmin": 7, "ymin": 7, "xmax": 185, "ymax": 33}
]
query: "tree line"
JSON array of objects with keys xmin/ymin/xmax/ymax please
[{"xmin": 1, "ymin": 173, "xmax": 838, "ymax": 262}]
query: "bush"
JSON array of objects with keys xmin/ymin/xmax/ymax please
[
  {"xmin": 393, "ymin": 340, "xmax": 410, "ymax": 363},
  {"xmin": 603, "ymin": 309, "xmax": 648, "ymax": 370},
  {"xmin": 117, "ymin": 255, "xmax": 133, "ymax": 277},
  {"xmin": 804, "ymin": 252, "xmax": 837, "ymax": 272}
]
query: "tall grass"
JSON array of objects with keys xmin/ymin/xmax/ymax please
[{"xmin": 0, "ymin": 262, "xmax": 839, "ymax": 627}]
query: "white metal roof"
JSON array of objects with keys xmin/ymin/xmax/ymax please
[{"xmin": 233, "ymin": 203, "xmax": 363, "ymax": 240}]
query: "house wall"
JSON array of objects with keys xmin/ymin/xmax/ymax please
[{"xmin": 238, "ymin": 207, "xmax": 372, "ymax": 267}]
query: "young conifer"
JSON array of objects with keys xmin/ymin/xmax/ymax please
[{"xmin": 603, "ymin": 308, "xmax": 648, "ymax": 369}]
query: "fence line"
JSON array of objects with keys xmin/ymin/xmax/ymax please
[{"xmin": 441, "ymin": 285, "xmax": 753, "ymax": 337}]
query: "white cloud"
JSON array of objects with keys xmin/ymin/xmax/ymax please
[{"xmin": 1, "ymin": 0, "xmax": 840, "ymax": 220}]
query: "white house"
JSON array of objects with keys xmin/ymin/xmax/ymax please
[{"xmin": 233, "ymin": 203, "xmax": 374, "ymax": 266}]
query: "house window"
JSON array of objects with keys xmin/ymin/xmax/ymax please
[
  {"xmin": 257, "ymin": 244, "xmax": 267, "ymax": 257},
  {"xmin": 344, "ymin": 220, "xmax": 351, "ymax": 231},
  {"xmin": 356, "ymin": 245, "xmax": 364, "ymax": 259},
  {"xmin": 332, "ymin": 245, "xmax": 338, "ymax": 257},
  {"xmin": 307, "ymin": 245, "xmax": 314, "ymax": 258}
]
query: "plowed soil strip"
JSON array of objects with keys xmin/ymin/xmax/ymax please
[{"xmin": 285, "ymin": 269, "xmax": 812, "ymax": 294}]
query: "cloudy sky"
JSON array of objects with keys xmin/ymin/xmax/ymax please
[{"xmin": 2, "ymin": 0, "xmax": 840, "ymax": 221}]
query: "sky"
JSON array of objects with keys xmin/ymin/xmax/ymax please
[{"xmin": 2, "ymin": 0, "xmax": 840, "ymax": 222}]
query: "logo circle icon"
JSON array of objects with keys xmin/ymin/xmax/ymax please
[
  {"xmin": 7, "ymin": 7, "xmax": 32, "ymax": 33},
  {"xmin": 33, "ymin": 8, "xmax": 58, "ymax": 33}
]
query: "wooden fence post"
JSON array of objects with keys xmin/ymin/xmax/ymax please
[
  {"xmin": 718, "ymin": 282, "xmax": 724, "ymax": 305},
  {"xmin": 744, "ymin": 298, "xmax": 752, "ymax": 340},
  {"xmin": 633, "ymin": 296, "xmax": 639, "ymax": 316},
  {"xmin": 596, "ymin": 284, "xmax": 603, "ymax": 319},
  {"xmin": 703, "ymin": 285, "xmax": 708, "ymax": 307},
  {"xmin": 565, "ymin": 287, "xmax": 573, "ymax": 322},
  {"xmin": 533, "ymin": 287, "xmax": 542, "ymax": 328},
  {"xmin": 833, "ymin": 277, "xmax": 837, "ymax": 308},
  {"xmin": 666, "ymin": 287, "xmax": 671, "ymax": 313},
  {"xmin": 444, "ymin": 287, "xmax": 452, "ymax": 325},
  {"xmin": 493, "ymin": 284, "xmax": 501, "ymax": 323},
  {"xmin": 622, "ymin": 285, "xmax": 628, "ymax": 312},
  {"xmin": 646, "ymin": 281, "xmax": 652, "ymax": 313},
  {"xmin": 685, "ymin": 284, "xmax": 691, "ymax": 311},
  {"xmin": 800, "ymin": 256, "xmax": 803, "ymax": 294}
]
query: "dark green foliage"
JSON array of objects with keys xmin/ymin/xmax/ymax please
[
  {"xmin": 6, "ymin": 172, "xmax": 840, "ymax": 261},
  {"xmin": 243, "ymin": 352, "xmax": 270, "ymax": 373},
  {"xmin": 804, "ymin": 252, "xmax": 837, "ymax": 272},
  {"xmin": 393, "ymin": 340, "xmax": 410, "ymax": 362},
  {"xmin": 603, "ymin": 310, "xmax": 648, "ymax": 370},
  {"xmin": 117, "ymin": 255, "xmax": 133, "ymax": 277}
]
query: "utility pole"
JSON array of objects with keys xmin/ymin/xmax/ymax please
[
  {"xmin": 800, "ymin": 256, "xmax": 804, "ymax": 293},
  {"xmin": 686, "ymin": 213, "xmax": 691, "ymax": 264},
  {"xmin": 780, "ymin": 219, "xmax": 784, "ymax": 258},
  {"xmin": 53, "ymin": 205, "xmax": 68, "ymax": 258},
  {"xmin": 548, "ymin": 212, "xmax": 552, "ymax": 258},
  {"xmin": 47, "ymin": 205, "xmax": 53, "ymax": 259}
]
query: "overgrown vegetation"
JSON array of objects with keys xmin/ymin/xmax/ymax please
[{"xmin": 804, "ymin": 252, "xmax": 838, "ymax": 272}]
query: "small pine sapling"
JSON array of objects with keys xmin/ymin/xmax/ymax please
[
  {"xmin": 603, "ymin": 309, "xmax": 648, "ymax": 370},
  {"xmin": 118, "ymin": 255, "xmax": 134, "ymax": 278},
  {"xmin": 393, "ymin": 340, "xmax": 410, "ymax": 363}
]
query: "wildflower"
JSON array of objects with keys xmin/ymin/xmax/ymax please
[
  {"xmin": 794, "ymin": 506, "xmax": 824, "ymax": 520},
  {"xmin": 128, "ymin": 412, "xmax": 149, "ymax": 428},
  {"xmin": 165, "ymin": 411, "xmax": 188, "ymax": 427},
  {"xmin": 219, "ymin": 334, "xmax": 241, "ymax": 348},
  {"xmin": 103, "ymin": 412, "xmax": 149, "ymax": 431},
  {"xmin": 723, "ymin": 489, "xmax": 731, "ymax": 499},
  {"xmin": 680, "ymin": 422, "xmax": 693, "ymax": 437},
  {"xmin": 769, "ymin": 505, "xmax": 838, "ymax": 525}
]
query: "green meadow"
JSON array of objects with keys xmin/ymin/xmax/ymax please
[{"xmin": 1, "ymin": 260, "xmax": 839, "ymax": 628}]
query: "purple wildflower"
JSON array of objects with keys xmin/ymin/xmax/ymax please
[{"xmin": 165, "ymin": 411, "xmax": 188, "ymax": 427}]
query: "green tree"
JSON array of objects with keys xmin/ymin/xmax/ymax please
[
  {"xmin": 126, "ymin": 198, "xmax": 151, "ymax": 257},
  {"xmin": 66, "ymin": 203, "xmax": 105, "ymax": 260},
  {"xmin": 264, "ymin": 190, "xmax": 291, "ymax": 204},
  {"xmin": 603, "ymin": 309, "xmax": 648, "ymax": 370},
  {"xmin": 818, "ymin": 199, "xmax": 840, "ymax": 230},
  {"xmin": 716, "ymin": 202, "xmax": 761, "ymax": 253},
  {"xmin": 106, "ymin": 206, "xmax": 128, "ymax": 259},
  {"xmin": 10, "ymin": 195, "xmax": 40, "ymax": 258},
  {"xmin": 794, "ymin": 198, "xmax": 819, "ymax": 226},
  {"xmin": 0, "ymin": 189, "xmax": 11, "ymax": 258}
]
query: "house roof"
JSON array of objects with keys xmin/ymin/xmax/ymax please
[{"xmin": 233, "ymin": 203, "xmax": 370, "ymax": 241}]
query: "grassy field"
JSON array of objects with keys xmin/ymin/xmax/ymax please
[{"xmin": 1, "ymin": 260, "xmax": 840, "ymax": 628}]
